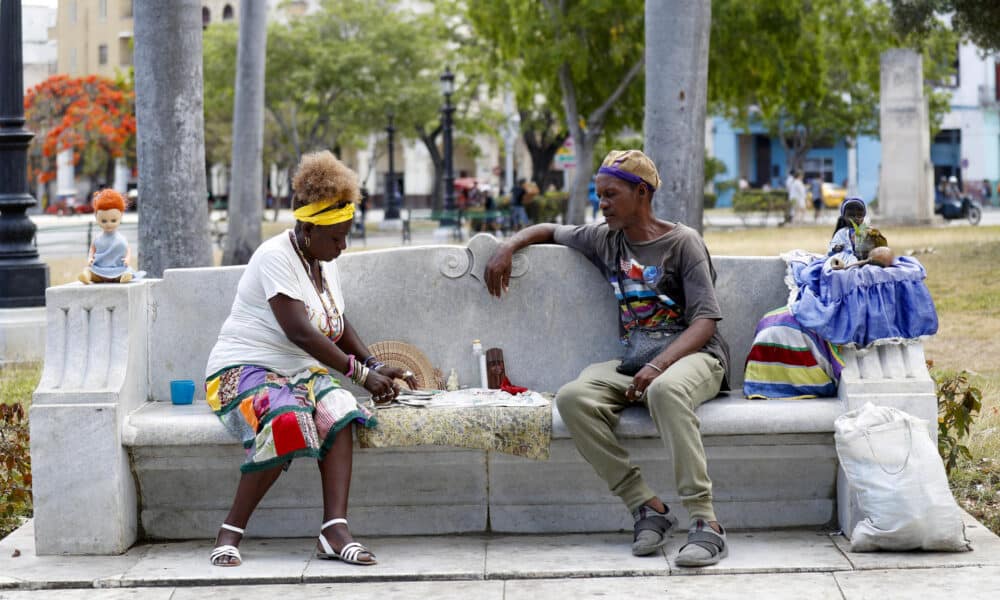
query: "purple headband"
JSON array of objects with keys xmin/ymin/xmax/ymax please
[
  {"xmin": 840, "ymin": 196, "xmax": 865, "ymax": 216},
  {"xmin": 597, "ymin": 166, "xmax": 656, "ymax": 191}
]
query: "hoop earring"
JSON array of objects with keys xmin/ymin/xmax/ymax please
[{"xmin": 304, "ymin": 236, "xmax": 311, "ymax": 248}]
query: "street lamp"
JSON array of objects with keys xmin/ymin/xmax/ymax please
[
  {"xmin": 383, "ymin": 112, "xmax": 399, "ymax": 220},
  {"xmin": 0, "ymin": 0, "xmax": 49, "ymax": 307},
  {"xmin": 440, "ymin": 67, "xmax": 457, "ymax": 231}
]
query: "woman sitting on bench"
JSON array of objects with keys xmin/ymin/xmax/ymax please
[{"xmin": 205, "ymin": 150, "xmax": 416, "ymax": 567}]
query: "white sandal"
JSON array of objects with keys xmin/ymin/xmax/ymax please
[
  {"xmin": 210, "ymin": 523, "xmax": 245, "ymax": 567},
  {"xmin": 316, "ymin": 518, "xmax": 376, "ymax": 565}
]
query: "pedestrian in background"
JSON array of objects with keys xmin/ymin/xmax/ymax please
[
  {"xmin": 789, "ymin": 171, "xmax": 807, "ymax": 224},
  {"xmin": 811, "ymin": 177, "xmax": 823, "ymax": 221}
]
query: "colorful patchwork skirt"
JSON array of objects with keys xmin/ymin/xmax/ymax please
[{"xmin": 206, "ymin": 365, "xmax": 376, "ymax": 473}]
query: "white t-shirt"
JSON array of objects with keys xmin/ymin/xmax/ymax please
[
  {"xmin": 205, "ymin": 230, "xmax": 346, "ymax": 377},
  {"xmin": 789, "ymin": 179, "xmax": 807, "ymax": 208}
]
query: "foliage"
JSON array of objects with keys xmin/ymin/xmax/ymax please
[
  {"xmin": 592, "ymin": 132, "xmax": 644, "ymax": 172},
  {"xmin": 933, "ymin": 366, "xmax": 983, "ymax": 474},
  {"xmin": 889, "ymin": 0, "xmax": 1000, "ymax": 53},
  {"xmin": 202, "ymin": 22, "xmax": 239, "ymax": 168},
  {"xmin": 24, "ymin": 74, "xmax": 136, "ymax": 186},
  {"xmin": 709, "ymin": 0, "xmax": 958, "ymax": 173},
  {"xmin": 0, "ymin": 364, "xmax": 40, "ymax": 539},
  {"xmin": 204, "ymin": 1, "xmax": 445, "ymax": 167},
  {"xmin": 464, "ymin": 0, "xmax": 646, "ymax": 224},
  {"xmin": 0, "ymin": 403, "xmax": 31, "ymax": 538},
  {"xmin": 703, "ymin": 193, "xmax": 718, "ymax": 210},
  {"xmin": 704, "ymin": 154, "xmax": 729, "ymax": 186},
  {"xmin": 731, "ymin": 190, "xmax": 791, "ymax": 214},
  {"xmin": 204, "ymin": 1, "xmax": 492, "ymax": 210},
  {"xmin": 527, "ymin": 190, "xmax": 569, "ymax": 223}
]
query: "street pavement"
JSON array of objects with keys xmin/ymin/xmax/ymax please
[{"xmin": 1, "ymin": 513, "xmax": 999, "ymax": 598}]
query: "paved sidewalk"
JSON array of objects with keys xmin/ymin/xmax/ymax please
[{"xmin": 2, "ymin": 513, "xmax": 999, "ymax": 598}]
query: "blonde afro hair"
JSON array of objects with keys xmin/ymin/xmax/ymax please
[{"xmin": 291, "ymin": 150, "xmax": 361, "ymax": 209}]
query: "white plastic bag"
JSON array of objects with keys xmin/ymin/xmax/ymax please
[{"xmin": 834, "ymin": 402, "xmax": 970, "ymax": 552}]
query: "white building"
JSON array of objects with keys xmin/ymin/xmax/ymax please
[
  {"xmin": 932, "ymin": 42, "xmax": 1000, "ymax": 198},
  {"xmin": 22, "ymin": 1, "xmax": 57, "ymax": 92}
]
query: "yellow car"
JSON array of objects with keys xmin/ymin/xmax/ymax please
[{"xmin": 807, "ymin": 182, "xmax": 848, "ymax": 209}]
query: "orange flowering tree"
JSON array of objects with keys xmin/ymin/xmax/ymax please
[{"xmin": 24, "ymin": 74, "xmax": 136, "ymax": 187}]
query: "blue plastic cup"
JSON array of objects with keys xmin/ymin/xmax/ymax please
[{"xmin": 170, "ymin": 379, "xmax": 196, "ymax": 405}]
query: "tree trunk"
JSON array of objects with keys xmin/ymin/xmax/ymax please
[
  {"xmin": 223, "ymin": 0, "xmax": 267, "ymax": 265},
  {"xmin": 104, "ymin": 156, "xmax": 115, "ymax": 189},
  {"xmin": 524, "ymin": 129, "xmax": 567, "ymax": 190},
  {"xmin": 644, "ymin": 0, "xmax": 711, "ymax": 233},
  {"xmin": 557, "ymin": 54, "xmax": 643, "ymax": 224},
  {"xmin": 568, "ymin": 134, "xmax": 596, "ymax": 224},
  {"xmin": 559, "ymin": 65, "xmax": 593, "ymax": 225},
  {"xmin": 134, "ymin": 0, "xmax": 213, "ymax": 276},
  {"xmin": 417, "ymin": 125, "xmax": 443, "ymax": 212}
]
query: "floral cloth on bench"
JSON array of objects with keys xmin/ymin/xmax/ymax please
[{"xmin": 358, "ymin": 390, "xmax": 552, "ymax": 460}]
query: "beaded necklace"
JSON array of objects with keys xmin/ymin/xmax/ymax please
[{"xmin": 289, "ymin": 231, "xmax": 341, "ymax": 340}]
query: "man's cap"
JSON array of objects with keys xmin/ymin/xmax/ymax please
[{"xmin": 598, "ymin": 149, "xmax": 662, "ymax": 191}]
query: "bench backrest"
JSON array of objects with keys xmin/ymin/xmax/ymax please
[{"xmin": 148, "ymin": 236, "xmax": 788, "ymax": 401}]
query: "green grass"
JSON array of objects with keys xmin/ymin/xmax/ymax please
[{"xmin": 0, "ymin": 363, "xmax": 40, "ymax": 407}]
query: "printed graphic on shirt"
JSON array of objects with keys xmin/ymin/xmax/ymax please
[
  {"xmin": 306, "ymin": 297, "xmax": 344, "ymax": 342},
  {"xmin": 611, "ymin": 256, "xmax": 680, "ymax": 332}
]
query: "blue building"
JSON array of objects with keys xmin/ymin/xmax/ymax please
[{"xmin": 709, "ymin": 42, "xmax": 1000, "ymax": 208}]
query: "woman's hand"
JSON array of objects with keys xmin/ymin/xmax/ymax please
[
  {"xmin": 376, "ymin": 364, "xmax": 419, "ymax": 390},
  {"xmin": 364, "ymin": 370, "xmax": 399, "ymax": 404}
]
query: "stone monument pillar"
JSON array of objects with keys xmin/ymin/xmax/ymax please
[
  {"xmin": 55, "ymin": 149, "xmax": 76, "ymax": 200},
  {"xmin": 877, "ymin": 49, "xmax": 935, "ymax": 225}
]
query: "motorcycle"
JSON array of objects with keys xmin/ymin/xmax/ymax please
[{"xmin": 935, "ymin": 194, "xmax": 982, "ymax": 225}]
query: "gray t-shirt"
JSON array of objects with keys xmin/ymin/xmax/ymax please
[{"xmin": 554, "ymin": 222, "xmax": 731, "ymax": 389}]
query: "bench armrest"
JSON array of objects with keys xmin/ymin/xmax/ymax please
[{"xmin": 30, "ymin": 281, "xmax": 153, "ymax": 554}]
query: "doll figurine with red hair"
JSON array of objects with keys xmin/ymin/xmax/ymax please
[{"xmin": 78, "ymin": 189, "xmax": 145, "ymax": 284}]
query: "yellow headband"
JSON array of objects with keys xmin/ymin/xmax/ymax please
[{"xmin": 293, "ymin": 200, "xmax": 355, "ymax": 225}]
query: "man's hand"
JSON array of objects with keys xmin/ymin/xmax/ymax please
[
  {"xmin": 484, "ymin": 245, "xmax": 514, "ymax": 298},
  {"xmin": 625, "ymin": 364, "xmax": 662, "ymax": 401}
]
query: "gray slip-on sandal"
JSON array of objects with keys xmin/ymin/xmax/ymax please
[
  {"xmin": 674, "ymin": 520, "xmax": 728, "ymax": 567},
  {"xmin": 631, "ymin": 505, "xmax": 679, "ymax": 556}
]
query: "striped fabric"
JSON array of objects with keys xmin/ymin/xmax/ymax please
[
  {"xmin": 742, "ymin": 306, "xmax": 844, "ymax": 399},
  {"xmin": 612, "ymin": 257, "xmax": 680, "ymax": 333}
]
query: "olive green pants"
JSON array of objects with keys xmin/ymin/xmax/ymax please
[{"xmin": 555, "ymin": 353, "xmax": 725, "ymax": 523}]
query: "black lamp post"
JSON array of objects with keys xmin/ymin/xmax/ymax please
[
  {"xmin": 440, "ymin": 67, "xmax": 457, "ymax": 229},
  {"xmin": 0, "ymin": 0, "xmax": 49, "ymax": 307},
  {"xmin": 383, "ymin": 112, "xmax": 399, "ymax": 219}
]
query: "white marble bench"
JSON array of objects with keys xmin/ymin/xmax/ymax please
[{"xmin": 30, "ymin": 234, "xmax": 937, "ymax": 554}]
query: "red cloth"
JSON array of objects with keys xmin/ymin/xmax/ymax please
[{"xmin": 499, "ymin": 376, "xmax": 528, "ymax": 395}]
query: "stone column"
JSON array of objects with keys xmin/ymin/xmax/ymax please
[
  {"xmin": 877, "ymin": 49, "xmax": 934, "ymax": 225},
  {"xmin": 113, "ymin": 157, "xmax": 129, "ymax": 193},
  {"xmin": 133, "ymin": 0, "xmax": 213, "ymax": 277},
  {"xmin": 55, "ymin": 148, "xmax": 76, "ymax": 201}
]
